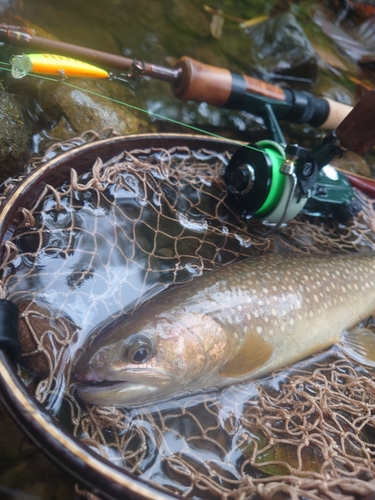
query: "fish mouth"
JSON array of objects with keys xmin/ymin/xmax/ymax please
[
  {"xmin": 77, "ymin": 379, "xmax": 128, "ymax": 390},
  {"xmin": 75, "ymin": 369, "xmax": 176, "ymax": 407},
  {"xmin": 75, "ymin": 367, "xmax": 173, "ymax": 385},
  {"xmin": 76, "ymin": 380, "xmax": 170, "ymax": 407}
]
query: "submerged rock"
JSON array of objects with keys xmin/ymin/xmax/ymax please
[
  {"xmin": 245, "ymin": 13, "xmax": 318, "ymax": 80},
  {"xmin": 38, "ymin": 79, "xmax": 153, "ymax": 139},
  {"xmin": 7, "ymin": 77, "xmax": 154, "ymax": 147},
  {"xmin": 331, "ymin": 150, "xmax": 372, "ymax": 177},
  {"xmin": 0, "ymin": 86, "xmax": 29, "ymax": 182},
  {"xmin": 0, "ymin": 404, "xmax": 75, "ymax": 499}
]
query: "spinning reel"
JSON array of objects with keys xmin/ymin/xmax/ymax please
[
  {"xmin": 225, "ymin": 92, "xmax": 375, "ymax": 230},
  {"xmin": 1, "ymin": 25, "xmax": 375, "ymax": 231}
]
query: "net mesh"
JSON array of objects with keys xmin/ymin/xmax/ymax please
[{"xmin": 1, "ymin": 130, "xmax": 375, "ymax": 499}]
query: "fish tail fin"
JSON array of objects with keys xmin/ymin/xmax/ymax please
[{"xmin": 339, "ymin": 328, "xmax": 375, "ymax": 367}]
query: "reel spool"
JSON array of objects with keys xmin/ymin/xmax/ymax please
[{"xmin": 225, "ymin": 140, "xmax": 311, "ymax": 227}]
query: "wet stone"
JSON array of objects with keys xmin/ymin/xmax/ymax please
[
  {"xmin": 7, "ymin": 76, "xmax": 154, "ymax": 149},
  {"xmin": 245, "ymin": 12, "xmax": 318, "ymax": 80},
  {"xmin": 0, "ymin": 86, "xmax": 29, "ymax": 183}
]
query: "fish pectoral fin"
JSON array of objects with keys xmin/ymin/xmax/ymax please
[
  {"xmin": 219, "ymin": 330, "xmax": 274, "ymax": 378},
  {"xmin": 339, "ymin": 328, "xmax": 375, "ymax": 367}
]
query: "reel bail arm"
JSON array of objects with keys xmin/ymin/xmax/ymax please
[{"xmin": 225, "ymin": 90, "xmax": 375, "ymax": 230}]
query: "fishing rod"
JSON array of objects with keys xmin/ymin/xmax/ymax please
[
  {"xmin": 1, "ymin": 25, "xmax": 375, "ymax": 231},
  {"xmin": 0, "ymin": 24, "xmax": 352, "ymax": 130}
]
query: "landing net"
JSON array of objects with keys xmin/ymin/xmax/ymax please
[{"xmin": 1, "ymin": 130, "xmax": 375, "ymax": 499}]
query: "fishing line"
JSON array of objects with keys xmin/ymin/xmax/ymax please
[{"xmin": 0, "ymin": 59, "xmax": 284, "ymax": 159}]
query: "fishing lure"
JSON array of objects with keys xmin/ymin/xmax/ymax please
[
  {"xmin": 4, "ymin": 51, "xmax": 375, "ymax": 226},
  {"xmin": 10, "ymin": 53, "xmax": 109, "ymax": 79}
]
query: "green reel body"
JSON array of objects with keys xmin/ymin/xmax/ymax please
[{"xmin": 225, "ymin": 140, "xmax": 308, "ymax": 223}]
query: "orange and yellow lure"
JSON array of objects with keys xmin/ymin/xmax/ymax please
[{"xmin": 10, "ymin": 53, "xmax": 109, "ymax": 79}]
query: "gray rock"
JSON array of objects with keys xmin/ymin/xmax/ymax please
[{"xmin": 245, "ymin": 13, "xmax": 318, "ymax": 80}]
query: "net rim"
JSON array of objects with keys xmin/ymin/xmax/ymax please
[
  {"xmin": 0, "ymin": 132, "xmax": 245, "ymax": 500},
  {"xmin": 0, "ymin": 133, "xmax": 243, "ymax": 243}
]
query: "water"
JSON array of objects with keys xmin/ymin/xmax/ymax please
[
  {"xmin": 75, "ymin": 348, "xmax": 375, "ymax": 499},
  {"xmin": 0, "ymin": 0, "xmax": 369, "ymax": 155},
  {"xmin": 5, "ymin": 146, "xmax": 263, "ymax": 415},
  {"xmin": 4, "ymin": 144, "xmax": 375, "ymax": 499},
  {"xmin": 1, "ymin": 1, "xmax": 375, "ymax": 498}
]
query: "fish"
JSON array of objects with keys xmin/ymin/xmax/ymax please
[{"xmin": 74, "ymin": 253, "xmax": 375, "ymax": 407}]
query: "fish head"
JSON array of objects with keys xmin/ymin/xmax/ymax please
[{"xmin": 74, "ymin": 311, "xmax": 228, "ymax": 407}]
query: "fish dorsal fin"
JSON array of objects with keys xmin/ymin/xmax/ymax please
[
  {"xmin": 339, "ymin": 328, "xmax": 375, "ymax": 368},
  {"xmin": 220, "ymin": 330, "xmax": 274, "ymax": 378}
]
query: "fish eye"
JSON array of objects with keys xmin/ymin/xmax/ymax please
[
  {"xmin": 124, "ymin": 334, "xmax": 154, "ymax": 364},
  {"xmin": 133, "ymin": 347, "xmax": 149, "ymax": 363}
]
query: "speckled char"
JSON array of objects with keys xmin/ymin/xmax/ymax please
[
  {"xmin": 209, "ymin": 253, "xmax": 375, "ymax": 379},
  {"xmin": 75, "ymin": 253, "xmax": 375, "ymax": 407}
]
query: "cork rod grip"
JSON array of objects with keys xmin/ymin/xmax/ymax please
[
  {"xmin": 171, "ymin": 56, "xmax": 286, "ymax": 107},
  {"xmin": 319, "ymin": 98, "xmax": 353, "ymax": 130}
]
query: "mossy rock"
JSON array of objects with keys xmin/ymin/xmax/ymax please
[{"xmin": 0, "ymin": 86, "xmax": 29, "ymax": 182}]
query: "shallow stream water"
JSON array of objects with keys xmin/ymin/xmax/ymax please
[{"xmin": 2, "ymin": 1, "xmax": 375, "ymax": 499}]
